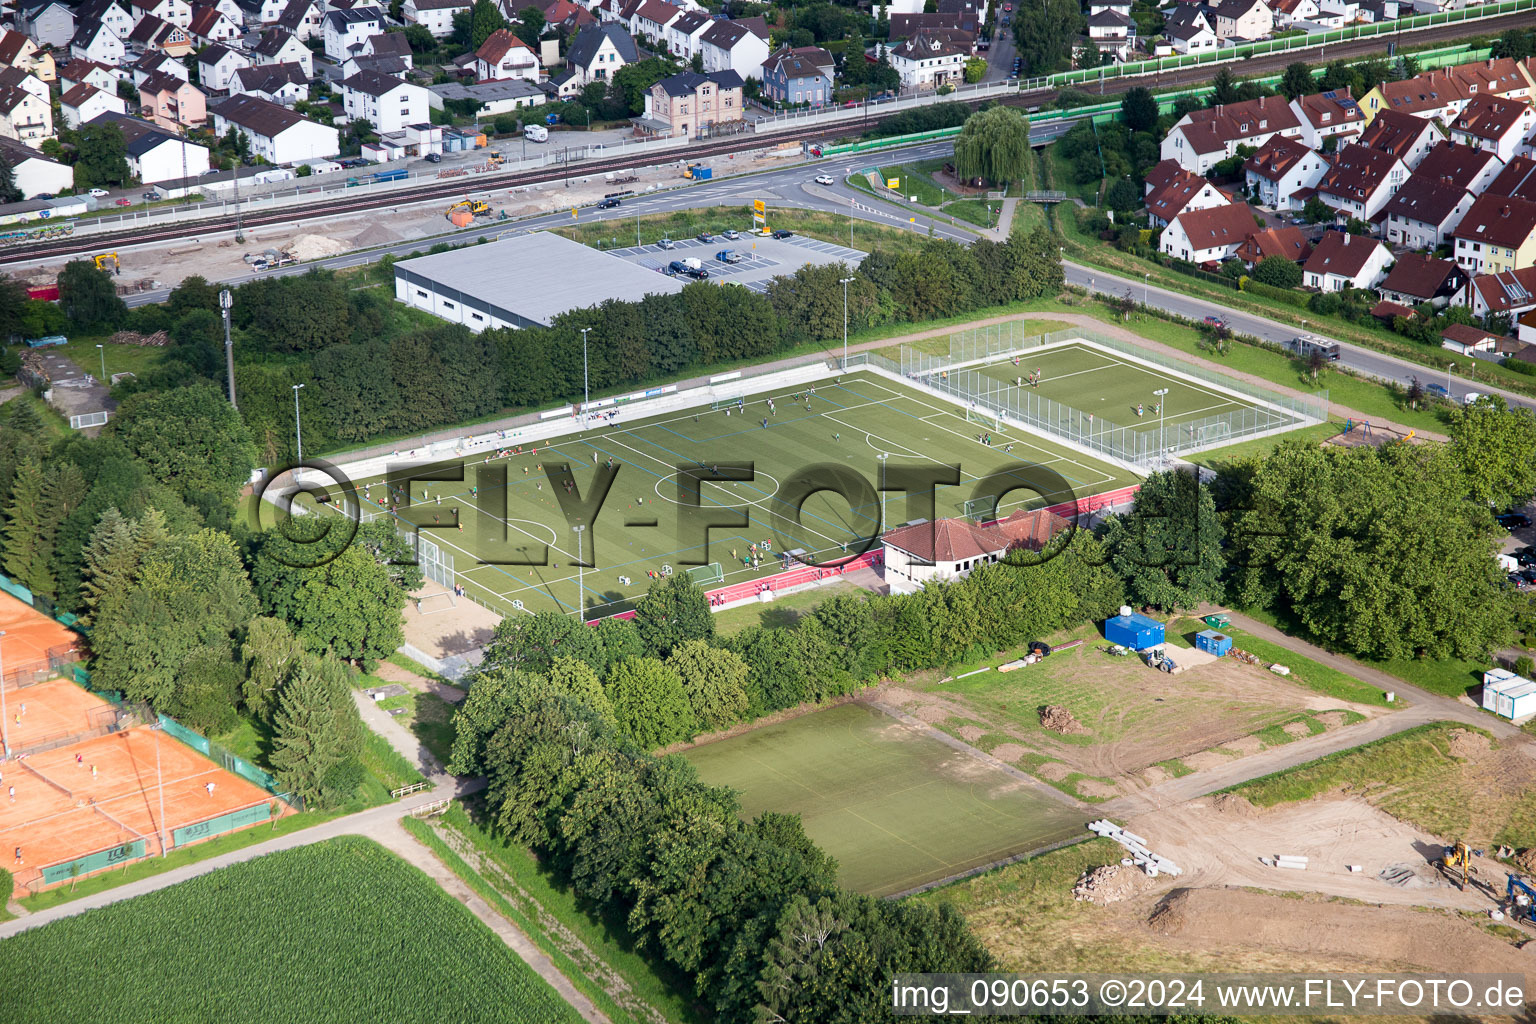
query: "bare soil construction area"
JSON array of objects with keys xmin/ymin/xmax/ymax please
[{"xmin": 875, "ymin": 625, "xmax": 1383, "ymax": 801}]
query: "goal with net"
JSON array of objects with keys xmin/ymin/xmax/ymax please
[
  {"xmin": 688, "ymin": 562, "xmax": 724, "ymax": 585},
  {"xmin": 965, "ymin": 406, "xmax": 1000, "ymax": 430}
]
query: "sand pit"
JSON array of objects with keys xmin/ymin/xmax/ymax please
[
  {"xmin": 1077, "ymin": 780, "xmax": 1120, "ymax": 799},
  {"xmin": 1127, "ymin": 796, "xmax": 1490, "ymax": 909},
  {"xmin": 957, "ymin": 725, "xmax": 985, "ymax": 741}
]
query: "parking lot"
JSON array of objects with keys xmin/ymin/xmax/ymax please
[{"xmin": 605, "ymin": 233, "xmax": 868, "ymax": 293}]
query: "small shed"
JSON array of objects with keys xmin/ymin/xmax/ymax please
[
  {"xmin": 1104, "ymin": 612, "xmax": 1165, "ymax": 651},
  {"xmin": 1483, "ymin": 671, "xmax": 1536, "ymax": 720},
  {"xmin": 1195, "ymin": 629, "xmax": 1232, "ymax": 657}
]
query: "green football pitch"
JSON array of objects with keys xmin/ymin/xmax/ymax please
[
  {"xmin": 684, "ymin": 702, "xmax": 1086, "ymax": 896},
  {"xmin": 318, "ymin": 371, "xmax": 1139, "ymax": 619}
]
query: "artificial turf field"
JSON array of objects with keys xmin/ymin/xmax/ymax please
[
  {"xmin": 325, "ymin": 370, "xmax": 1141, "ymax": 619},
  {"xmin": 965, "ymin": 340, "xmax": 1295, "ymax": 449},
  {"xmin": 684, "ymin": 702, "xmax": 1086, "ymax": 897}
]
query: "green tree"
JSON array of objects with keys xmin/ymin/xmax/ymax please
[
  {"xmin": 514, "ymin": 4, "xmax": 543, "ymax": 44},
  {"xmin": 1101, "ymin": 470, "xmax": 1226, "ymax": 611},
  {"xmin": 57, "ymin": 260, "xmax": 126, "ymax": 330},
  {"xmin": 356, "ymin": 519, "xmax": 426, "ymax": 594},
  {"xmin": 105, "ymin": 381, "xmax": 257, "ymax": 514},
  {"xmin": 1120, "ymin": 86, "xmax": 1158, "ymax": 133},
  {"xmin": 1278, "ymin": 61, "xmax": 1316, "ymax": 99},
  {"xmin": 0, "ymin": 155, "xmax": 20, "ymax": 204},
  {"xmin": 2, "ymin": 461, "xmax": 47, "ymax": 591},
  {"xmin": 633, "ymin": 573, "xmax": 714, "ymax": 657},
  {"xmin": 1209, "ymin": 66, "xmax": 1240, "ymax": 106},
  {"xmin": 666, "ymin": 639, "xmax": 749, "ymax": 730},
  {"xmin": 604, "ymin": 656, "xmax": 695, "ymax": 748},
  {"xmin": 1302, "ymin": 195, "xmax": 1335, "ymax": 224},
  {"xmin": 727, "ymin": 625, "xmax": 811, "ymax": 715},
  {"xmin": 1105, "ymin": 176, "xmax": 1139, "ymax": 213},
  {"xmin": 811, "ymin": 592, "xmax": 879, "ymax": 680},
  {"xmin": 1012, "ymin": 0, "xmax": 1082, "ymax": 75},
  {"xmin": 868, "ymin": 49, "xmax": 899, "ymax": 93},
  {"xmin": 447, "ymin": 665, "xmax": 546, "ymax": 774},
  {"xmin": 241, "ymin": 614, "xmax": 309, "ymax": 721},
  {"xmin": 962, "ymin": 56, "xmax": 986, "ymax": 83},
  {"xmin": 1252, "ymin": 255, "xmax": 1303, "ymax": 288},
  {"xmin": 610, "ymin": 57, "xmax": 676, "ymax": 115},
  {"xmin": 72, "ymin": 121, "xmax": 130, "ymax": 189},
  {"xmin": 79, "ymin": 506, "xmax": 168, "ymax": 625},
  {"xmin": 167, "ymin": 274, "xmax": 222, "ymax": 316},
  {"xmin": 952, "ymin": 105, "xmax": 1032, "ymax": 185},
  {"xmin": 268, "ymin": 654, "xmax": 365, "ymax": 806},
  {"xmin": 1448, "ymin": 398, "xmax": 1536, "ymax": 510},
  {"xmin": 471, "ymin": 0, "xmax": 508, "ymax": 47},
  {"xmin": 478, "ymin": 608, "xmax": 603, "ymax": 674},
  {"xmin": 255, "ymin": 542, "xmax": 406, "ymax": 668}
]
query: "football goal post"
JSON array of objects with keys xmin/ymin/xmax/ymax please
[
  {"xmin": 965, "ymin": 406, "xmax": 1000, "ymax": 430},
  {"xmin": 688, "ymin": 563, "xmax": 724, "ymax": 585},
  {"xmin": 961, "ymin": 496, "xmax": 998, "ymax": 523}
]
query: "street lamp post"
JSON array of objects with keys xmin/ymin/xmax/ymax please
[
  {"xmin": 291, "ymin": 384, "xmax": 305, "ymax": 477},
  {"xmin": 95, "ymin": 343, "xmax": 105, "ymax": 384},
  {"xmin": 1153, "ymin": 388, "xmax": 1170, "ymax": 470},
  {"xmin": 220, "ymin": 289, "xmax": 236, "ymax": 410},
  {"xmin": 1144, "ymin": 273, "xmax": 1149, "ymax": 307},
  {"xmin": 839, "ymin": 276, "xmax": 855, "ymax": 369},
  {"xmin": 1446, "ymin": 362, "xmax": 1454, "ymax": 400},
  {"xmin": 572, "ymin": 524, "xmax": 586, "ymax": 620},
  {"xmin": 580, "ymin": 327, "xmax": 591, "ymax": 424},
  {"xmin": 877, "ymin": 452, "xmax": 890, "ymax": 534}
]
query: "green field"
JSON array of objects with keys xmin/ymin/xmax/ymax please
[
  {"xmin": 322, "ymin": 371, "xmax": 1137, "ymax": 619},
  {"xmin": 0, "ymin": 837, "xmax": 583, "ymax": 1024},
  {"xmin": 683, "ymin": 702, "xmax": 1086, "ymax": 897}
]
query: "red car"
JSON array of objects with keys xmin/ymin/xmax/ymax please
[
  {"xmin": 1204, "ymin": 314, "xmax": 1227, "ymax": 328},
  {"xmin": 114, "ymin": 198, "xmax": 132, "ymax": 206}
]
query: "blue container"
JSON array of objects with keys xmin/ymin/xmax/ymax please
[
  {"xmin": 1104, "ymin": 613, "xmax": 1165, "ymax": 650},
  {"xmin": 1195, "ymin": 629, "xmax": 1232, "ymax": 657}
]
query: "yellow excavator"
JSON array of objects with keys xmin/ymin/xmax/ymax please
[
  {"xmin": 1439, "ymin": 842, "xmax": 1477, "ymax": 891},
  {"xmin": 445, "ymin": 199, "xmax": 492, "ymax": 219},
  {"xmin": 93, "ymin": 252, "xmax": 119, "ymax": 274}
]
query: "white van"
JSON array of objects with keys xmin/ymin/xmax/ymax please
[{"xmin": 523, "ymin": 123, "xmax": 548, "ymax": 143}]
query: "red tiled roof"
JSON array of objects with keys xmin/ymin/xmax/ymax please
[
  {"xmin": 1242, "ymin": 133, "xmax": 1315, "ymax": 182},
  {"xmin": 1381, "ymin": 175, "xmax": 1469, "ymax": 226},
  {"xmin": 1487, "ymin": 154, "xmax": 1536, "ymax": 201},
  {"xmin": 1469, "ymin": 267, "xmax": 1536, "ymax": 314},
  {"xmin": 1316, "ymin": 143, "xmax": 1399, "ymax": 201},
  {"xmin": 1413, "ymin": 141, "xmax": 1502, "ymax": 192},
  {"xmin": 1441, "ymin": 323, "xmax": 1499, "ymax": 346},
  {"xmin": 881, "ymin": 508, "xmax": 1070, "ymax": 563},
  {"xmin": 1235, "ymin": 225, "xmax": 1310, "ymax": 264},
  {"xmin": 1355, "ymin": 107, "xmax": 1436, "ymax": 159},
  {"xmin": 1454, "ymin": 193, "xmax": 1536, "ymax": 249},
  {"xmin": 1177, "ymin": 94, "xmax": 1300, "ymax": 146},
  {"xmin": 1377, "ymin": 253, "xmax": 1463, "ymax": 301},
  {"xmin": 1450, "ymin": 94, "xmax": 1533, "ymax": 142},
  {"xmin": 1145, "ymin": 167, "xmax": 1217, "ymax": 221},
  {"xmin": 1303, "ymin": 231, "xmax": 1385, "ymax": 278},
  {"xmin": 1171, "ymin": 202, "xmax": 1259, "ymax": 249}
]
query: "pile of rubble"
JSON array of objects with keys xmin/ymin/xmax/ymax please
[
  {"xmin": 1038, "ymin": 704, "xmax": 1086, "ymax": 735},
  {"xmin": 1073, "ymin": 864, "xmax": 1157, "ymax": 905},
  {"xmin": 109, "ymin": 330, "xmax": 169, "ymax": 347}
]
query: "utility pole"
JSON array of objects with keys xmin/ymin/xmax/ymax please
[
  {"xmin": 232, "ymin": 160, "xmax": 244, "ymax": 244},
  {"xmin": 580, "ymin": 327, "xmax": 591, "ymax": 424},
  {"xmin": 291, "ymin": 383, "xmax": 305, "ymax": 478},
  {"xmin": 839, "ymin": 276, "xmax": 855, "ymax": 369},
  {"xmin": 220, "ymin": 289, "xmax": 236, "ymax": 410},
  {"xmin": 572, "ymin": 524, "xmax": 586, "ymax": 620}
]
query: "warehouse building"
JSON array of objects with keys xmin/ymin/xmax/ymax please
[{"xmin": 393, "ymin": 231, "xmax": 685, "ymax": 330}]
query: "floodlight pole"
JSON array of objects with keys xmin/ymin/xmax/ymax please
[
  {"xmin": 154, "ymin": 722, "xmax": 166, "ymax": 856},
  {"xmin": 573, "ymin": 524, "xmax": 586, "ymax": 620},
  {"xmin": 839, "ymin": 276, "xmax": 855, "ymax": 369},
  {"xmin": 0, "ymin": 631, "xmax": 8, "ymax": 759},
  {"xmin": 292, "ymin": 383, "xmax": 305, "ymax": 480},
  {"xmin": 877, "ymin": 453, "xmax": 890, "ymax": 534},
  {"xmin": 220, "ymin": 288, "xmax": 236, "ymax": 410},
  {"xmin": 1154, "ymin": 387, "xmax": 1170, "ymax": 471},
  {"xmin": 580, "ymin": 327, "xmax": 591, "ymax": 423},
  {"xmin": 1446, "ymin": 361, "xmax": 1454, "ymax": 399}
]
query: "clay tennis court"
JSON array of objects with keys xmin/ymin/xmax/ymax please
[
  {"xmin": 1, "ymin": 679, "xmax": 118, "ymax": 756},
  {"xmin": 0, "ymin": 591, "xmax": 81, "ymax": 686}
]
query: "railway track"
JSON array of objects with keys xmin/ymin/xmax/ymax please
[{"xmin": 2, "ymin": 13, "xmax": 1523, "ymax": 268}]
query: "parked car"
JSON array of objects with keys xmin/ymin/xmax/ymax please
[
  {"xmin": 424, "ymin": 152, "xmax": 442, "ymax": 163},
  {"xmin": 1509, "ymin": 572, "xmax": 1529, "ymax": 589},
  {"xmin": 685, "ymin": 266, "xmax": 710, "ymax": 279},
  {"xmin": 598, "ymin": 197, "xmax": 621, "ymax": 209},
  {"xmin": 696, "ymin": 232, "xmax": 713, "ymax": 242},
  {"xmin": 87, "ymin": 188, "xmax": 109, "ymax": 198},
  {"xmin": 1425, "ymin": 382, "xmax": 1450, "ymax": 398},
  {"xmin": 716, "ymin": 249, "xmax": 742, "ymax": 263},
  {"xmin": 814, "ymin": 174, "xmax": 834, "ymax": 186},
  {"xmin": 141, "ymin": 192, "xmax": 159, "ymax": 200},
  {"xmin": 1497, "ymin": 512, "xmax": 1533, "ymax": 530},
  {"xmin": 1515, "ymin": 545, "xmax": 1536, "ymax": 566},
  {"xmin": 722, "ymin": 228, "xmax": 740, "ymax": 240},
  {"xmin": 668, "ymin": 259, "xmax": 689, "ymax": 275},
  {"xmin": 772, "ymin": 229, "xmax": 794, "ymax": 239},
  {"xmin": 35, "ymin": 193, "xmax": 53, "ymax": 199},
  {"xmin": 1519, "ymin": 567, "xmax": 1536, "ymax": 585},
  {"xmin": 1203, "ymin": 314, "xmax": 1226, "ymax": 327},
  {"xmin": 114, "ymin": 198, "xmax": 131, "ymax": 206},
  {"xmin": 657, "ymin": 237, "xmax": 675, "ymax": 249}
]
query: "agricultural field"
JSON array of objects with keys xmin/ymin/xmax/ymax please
[
  {"xmin": 0, "ymin": 837, "xmax": 583, "ymax": 1024},
  {"xmin": 683, "ymin": 701, "xmax": 1085, "ymax": 897}
]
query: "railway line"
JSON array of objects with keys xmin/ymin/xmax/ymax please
[{"xmin": 0, "ymin": 13, "xmax": 1523, "ymax": 268}]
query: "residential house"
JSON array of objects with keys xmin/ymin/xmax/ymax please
[
  {"xmin": 1289, "ymin": 87, "xmax": 1364, "ymax": 150},
  {"xmin": 1086, "ymin": 8, "xmax": 1136, "ymax": 59},
  {"xmin": 323, "ymin": 5, "xmax": 381, "ymax": 61},
  {"xmin": 1159, "ymin": 203, "xmax": 1262, "ymax": 263},
  {"xmin": 1440, "ymin": 322, "xmax": 1501, "ymax": 355},
  {"xmin": 1354, "ymin": 106, "xmax": 1441, "ymax": 170},
  {"xmin": 1145, "ymin": 164, "xmax": 1228, "ymax": 228},
  {"xmin": 0, "ymin": 30, "xmax": 52, "ymax": 80},
  {"xmin": 353, "ymin": 32, "xmax": 412, "ymax": 69},
  {"xmin": 69, "ymin": 22, "xmax": 125, "ymax": 65},
  {"xmin": 474, "ymin": 28, "xmax": 539, "ymax": 80},
  {"xmin": 1447, "ymin": 94, "xmax": 1536, "ymax": 164},
  {"xmin": 1210, "ymin": 0, "xmax": 1273, "ymax": 39},
  {"xmin": 1310, "ymin": 142, "xmax": 1408, "ymax": 221},
  {"xmin": 698, "ymin": 18, "xmax": 768, "ymax": 81},
  {"xmin": 138, "ymin": 69, "xmax": 205, "ymax": 128},
  {"xmin": 130, "ymin": 0, "xmax": 192, "ymax": 28},
  {"xmin": 186, "ymin": 4, "xmax": 241, "ymax": 44},
  {"xmin": 628, "ymin": 0, "xmax": 679, "ymax": 45},
  {"xmin": 1413, "ymin": 139, "xmax": 1504, "ymax": 194},
  {"xmin": 564, "ymin": 23, "xmax": 635, "ymax": 88},
  {"xmin": 232, "ymin": 60, "xmax": 307, "ymax": 104},
  {"xmin": 1160, "ymin": 95, "xmax": 1304, "ymax": 174},
  {"xmin": 340, "ymin": 68, "xmax": 427, "ymax": 132},
  {"xmin": 890, "ymin": 9, "xmax": 982, "ymax": 41},
  {"xmin": 1302, "ymin": 231, "xmax": 1392, "ymax": 291},
  {"xmin": 235, "ymin": 0, "xmax": 286, "ymax": 23},
  {"xmin": 1487, "ymin": 154, "xmax": 1536, "ymax": 201},
  {"xmin": 15, "ymin": 1, "xmax": 73, "ymax": 49},
  {"xmin": 1163, "ymin": 5, "xmax": 1216, "ymax": 53},
  {"xmin": 760, "ymin": 45, "xmax": 833, "ymax": 107},
  {"xmin": 0, "ymin": 135, "xmax": 70, "ymax": 197},
  {"xmin": 1459, "ymin": 266, "xmax": 1536, "ymax": 321},
  {"xmin": 664, "ymin": 9, "xmax": 712, "ymax": 62},
  {"xmin": 636, "ymin": 68, "xmax": 742, "ymax": 138},
  {"xmin": 1268, "ymin": 0, "xmax": 1319, "ymax": 27},
  {"xmin": 196, "ymin": 42, "xmax": 249, "ymax": 92},
  {"xmin": 1359, "ymin": 68, "xmax": 1472, "ymax": 125},
  {"xmin": 126, "ymin": 15, "xmax": 194, "ymax": 57},
  {"xmin": 886, "ymin": 32, "xmax": 967, "ymax": 91},
  {"xmin": 1382, "ymin": 176, "xmax": 1474, "ymax": 249},
  {"xmin": 88, "ymin": 109, "xmax": 209, "ymax": 181},
  {"xmin": 59, "ymin": 82, "xmax": 127, "ymax": 126},
  {"xmin": 1243, "ymin": 133, "xmax": 1329, "ymax": 208},
  {"xmin": 1376, "ymin": 252, "xmax": 1466, "ymax": 308},
  {"xmin": 0, "ymin": 84, "xmax": 51, "ymax": 146},
  {"xmin": 62, "ymin": 59, "xmax": 124, "ymax": 93},
  {"xmin": 202, "ymin": 0, "xmax": 246, "ymax": 27},
  {"xmin": 402, "ymin": 0, "xmax": 469, "ymax": 36},
  {"xmin": 1451, "ymin": 57, "xmax": 1534, "ymax": 103},
  {"xmin": 881, "ymin": 508, "xmax": 1070, "ymax": 596},
  {"xmin": 340, "ymin": 51, "xmax": 409, "ymax": 78},
  {"xmin": 428, "ymin": 77, "xmax": 542, "ymax": 116},
  {"xmin": 274, "ymin": 0, "xmax": 323, "ymax": 41},
  {"xmin": 208, "ymin": 93, "xmax": 339, "ymax": 162},
  {"xmin": 0, "ymin": 66, "xmax": 48, "ymax": 104},
  {"xmin": 252, "ymin": 28, "xmax": 312, "ymax": 76},
  {"xmin": 1451, "ymin": 193, "xmax": 1536, "ymax": 274},
  {"xmin": 1234, "ymin": 225, "xmax": 1312, "ymax": 268},
  {"xmin": 523, "ymin": 0, "xmax": 593, "ymax": 37},
  {"xmin": 128, "ymin": 51, "xmax": 186, "ymax": 86}
]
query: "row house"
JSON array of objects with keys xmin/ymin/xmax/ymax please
[
  {"xmin": 1460, "ymin": 266, "xmax": 1536, "ymax": 322},
  {"xmin": 253, "ymin": 28, "xmax": 312, "ymax": 76},
  {"xmin": 0, "ymin": 83, "xmax": 51, "ymax": 146},
  {"xmin": 209, "ymin": 92, "xmax": 338, "ymax": 163},
  {"xmin": 187, "ymin": 4, "xmax": 242, "ymax": 44},
  {"xmin": 196, "ymin": 42, "xmax": 249, "ymax": 92},
  {"xmin": 275, "ymin": 0, "xmax": 323, "ymax": 41},
  {"xmin": 699, "ymin": 18, "xmax": 768, "ymax": 81},
  {"xmin": 1235, "ymin": 225, "xmax": 1312, "ymax": 269},
  {"xmin": 232, "ymin": 60, "xmax": 307, "ymax": 104},
  {"xmin": 1415, "ymin": 139, "xmax": 1504, "ymax": 194},
  {"xmin": 664, "ymin": 9, "xmax": 711, "ymax": 62},
  {"xmin": 1161, "ymin": 95, "xmax": 1303, "ymax": 174},
  {"xmin": 1163, "ymin": 6, "xmax": 1216, "ymax": 54},
  {"xmin": 1142, "ymin": 159, "xmax": 1228, "ymax": 227},
  {"xmin": 1447, "ymin": 94, "xmax": 1536, "ymax": 164},
  {"xmin": 1377, "ymin": 252, "xmax": 1466, "ymax": 308},
  {"xmin": 403, "ymin": 0, "xmax": 470, "ymax": 37},
  {"xmin": 1360, "ymin": 69, "xmax": 1472, "ymax": 125},
  {"xmin": 1354, "ymin": 107, "xmax": 1441, "ymax": 170},
  {"xmin": 1381, "ymin": 176, "xmax": 1474, "ymax": 249},
  {"xmin": 0, "ymin": 30, "xmax": 54, "ymax": 81},
  {"xmin": 1310, "ymin": 143, "xmax": 1407, "ymax": 221},
  {"xmin": 1452, "ymin": 193, "xmax": 1536, "ymax": 275},
  {"xmin": 126, "ymin": 14, "xmax": 194, "ymax": 58},
  {"xmin": 60, "ymin": 81, "xmax": 126, "ymax": 127},
  {"xmin": 1159, "ymin": 203, "xmax": 1260, "ymax": 263},
  {"xmin": 628, "ymin": 0, "xmax": 679, "ymax": 45},
  {"xmin": 139, "ymin": 68, "xmax": 204, "ymax": 129},
  {"xmin": 63, "ymin": 58, "xmax": 122, "ymax": 92},
  {"xmin": 1302, "ymin": 231, "xmax": 1392, "ymax": 292},
  {"xmin": 1242, "ymin": 134, "xmax": 1328, "ymax": 208},
  {"xmin": 1288, "ymin": 87, "xmax": 1363, "ymax": 150},
  {"xmin": 1488, "ymin": 155, "xmax": 1536, "ymax": 202}
]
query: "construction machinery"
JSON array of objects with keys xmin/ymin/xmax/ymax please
[
  {"xmin": 93, "ymin": 252, "xmax": 119, "ymax": 274},
  {"xmin": 486, "ymin": 151, "xmax": 504, "ymax": 165},
  {"xmin": 1507, "ymin": 875, "xmax": 1536, "ymax": 925},
  {"xmin": 445, "ymin": 199, "xmax": 492, "ymax": 220},
  {"xmin": 1438, "ymin": 841, "xmax": 1478, "ymax": 891},
  {"xmin": 1144, "ymin": 648, "xmax": 1177, "ymax": 673}
]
